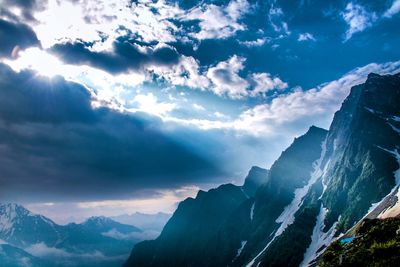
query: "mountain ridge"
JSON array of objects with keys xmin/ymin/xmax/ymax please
[{"xmin": 124, "ymin": 72, "xmax": 400, "ymax": 267}]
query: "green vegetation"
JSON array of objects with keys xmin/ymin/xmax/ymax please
[{"xmin": 320, "ymin": 218, "xmax": 400, "ymax": 267}]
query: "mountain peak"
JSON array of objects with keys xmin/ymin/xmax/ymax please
[
  {"xmin": 367, "ymin": 72, "xmax": 381, "ymax": 79},
  {"xmin": 307, "ymin": 125, "xmax": 327, "ymax": 134},
  {"xmin": 0, "ymin": 203, "xmax": 33, "ymax": 220},
  {"xmin": 85, "ymin": 216, "xmax": 114, "ymax": 225},
  {"xmin": 242, "ymin": 166, "xmax": 269, "ymax": 197}
]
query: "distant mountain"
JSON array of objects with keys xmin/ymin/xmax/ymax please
[
  {"xmin": 0, "ymin": 242, "xmax": 49, "ymax": 267},
  {"xmin": 0, "ymin": 203, "xmax": 144, "ymax": 267},
  {"xmin": 0, "ymin": 203, "xmax": 61, "ymax": 248},
  {"xmin": 124, "ymin": 73, "xmax": 400, "ymax": 267},
  {"xmin": 111, "ymin": 212, "xmax": 171, "ymax": 232},
  {"xmin": 83, "ymin": 216, "xmax": 141, "ymax": 235}
]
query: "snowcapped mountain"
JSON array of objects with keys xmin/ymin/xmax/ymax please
[
  {"xmin": 0, "ymin": 203, "xmax": 145, "ymax": 267},
  {"xmin": 124, "ymin": 72, "xmax": 400, "ymax": 267},
  {"xmin": 0, "ymin": 203, "xmax": 60, "ymax": 247}
]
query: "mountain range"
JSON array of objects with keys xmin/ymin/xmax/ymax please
[
  {"xmin": 0, "ymin": 203, "xmax": 143, "ymax": 267},
  {"xmin": 124, "ymin": 72, "xmax": 400, "ymax": 267}
]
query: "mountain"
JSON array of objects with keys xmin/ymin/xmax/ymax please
[
  {"xmin": 124, "ymin": 126, "xmax": 327, "ymax": 267},
  {"xmin": 124, "ymin": 72, "xmax": 400, "ymax": 267},
  {"xmin": 0, "ymin": 203, "xmax": 61, "ymax": 248},
  {"xmin": 111, "ymin": 212, "xmax": 171, "ymax": 232},
  {"xmin": 0, "ymin": 242, "xmax": 49, "ymax": 267},
  {"xmin": 0, "ymin": 203, "xmax": 144, "ymax": 267},
  {"xmin": 82, "ymin": 216, "xmax": 141, "ymax": 237},
  {"xmin": 124, "ymin": 183, "xmax": 250, "ymax": 267},
  {"xmin": 242, "ymin": 166, "xmax": 269, "ymax": 197}
]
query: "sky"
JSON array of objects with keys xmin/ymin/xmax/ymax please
[{"xmin": 0, "ymin": 0, "xmax": 399, "ymax": 223}]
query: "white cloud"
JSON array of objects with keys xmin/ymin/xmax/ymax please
[
  {"xmin": 149, "ymin": 55, "xmax": 210, "ymax": 89},
  {"xmin": 298, "ymin": 33, "xmax": 316, "ymax": 42},
  {"xmin": 341, "ymin": 2, "xmax": 377, "ymax": 41},
  {"xmin": 183, "ymin": 0, "xmax": 250, "ymax": 40},
  {"xmin": 168, "ymin": 60, "xmax": 400, "ymax": 135},
  {"xmin": 239, "ymin": 38, "xmax": 268, "ymax": 47},
  {"xmin": 268, "ymin": 5, "xmax": 291, "ymax": 35},
  {"xmin": 130, "ymin": 93, "xmax": 176, "ymax": 117},
  {"xmin": 206, "ymin": 55, "xmax": 249, "ymax": 98},
  {"xmin": 193, "ymin": 103, "xmax": 206, "ymax": 111},
  {"xmin": 25, "ymin": 243, "xmax": 72, "ymax": 258},
  {"xmin": 250, "ymin": 73, "xmax": 288, "ymax": 96},
  {"xmin": 102, "ymin": 228, "xmax": 160, "ymax": 241},
  {"xmin": 384, "ymin": 0, "xmax": 400, "ymax": 18},
  {"xmin": 28, "ymin": 0, "xmax": 182, "ymax": 49},
  {"xmin": 231, "ymin": 60, "xmax": 400, "ymax": 135},
  {"xmin": 204, "ymin": 56, "xmax": 289, "ymax": 98}
]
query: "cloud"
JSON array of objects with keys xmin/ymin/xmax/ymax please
[
  {"xmin": 0, "ymin": 0, "xmax": 45, "ymax": 22},
  {"xmin": 130, "ymin": 93, "xmax": 177, "ymax": 117},
  {"xmin": 298, "ymin": 32, "xmax": 316, "ymax": 42},
  {"xmin": 182, "ymin": 0, "xmax": 251, "ymax": 40},
  {"xmin": 231, "ymin": 60, "xmax": 400, "ymax": 135},
  {"xmin": 239, "ymin": 38, "xmax": 268, "ymax": 47},
  {"xmin": 148, "ymin": 55, "xmax": 210, "ymax": 89},
  {"xmin": 50, "ymin": 40, "xmax": 180, "ymax": 74},
  {"xmin": 172, "ymin": 60, "xmax": 400, "ymax": 136},
  {"xmin": 250, "ymin": 73, "xmax": 288, "ymax": 96},
  {"xmin": 0, "ymin": 63, "xmax": 221, "ymax": 202},
  {"xmin": 268, "ymin": 5, "xmax": 291, "ymax": 36},
  {"xmin": 384, "ymin": 0, "xmax": 400, "ymax": 18},
  {"xmin": 205, "ymin": 55, "xmax": 289, "ymax": 98},
  {"xmin": 341, "ymin": 2, "xmax": 377, "ymax": 41},
  {"xmin": 102, "ymin": 228, "xmax": 160, "ymax": 241},
  {"xmin": 206, "ymin": 55, "xmax": 249, "ymax": 98},
  {"xmin": 0, "ymin": 19, "xmax": 40, "ymax": 58}
]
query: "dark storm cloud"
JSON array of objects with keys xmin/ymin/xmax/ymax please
[
  {"xmin": 0, "ymin": 63, "xmax": 221, "ymax": 202},
  {"xmin": 0, "ymin": 19, "xmax": 40, "ymax": 58},
  {"xmin": 50, "ymin": 38, "xmax": 180, "ymax": 74}
]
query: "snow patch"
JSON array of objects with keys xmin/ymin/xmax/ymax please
[
  {"xmin": 387, "ymin": 122, "xmax": 400, "ymax": 136},
  {"xmin": 378, "ymin": 187, "xmax": 400, "ymax": 218},
  {"xmin": 300, "ymin": 204, "xmax": 338, "ymax": 267},
  {"xmin": 392, "ymin": 116, "xmax": 400, "ymax": 122},
  {"xmin": 236, "ymin": 240, "xmax": 247, "ymax": 258},
  {"xmin": 250, "ymin": 203, "xmax": 255, "ymax": 221},
  {"xmin": 246, "ymin": 140, "xmax": 327, "ymax": 267},
  {"xmin": 364, "ymin": 107, "xmax": 376, "ymax": 114}
]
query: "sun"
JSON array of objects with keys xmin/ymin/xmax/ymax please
[{"xmin": 4, "ymin": 47, "xmax": 67, "ymax": 78}]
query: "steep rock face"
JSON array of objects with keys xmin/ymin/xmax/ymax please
[
  {"xmin": 236, "ymin": 126, "xmax": 327, "ymax": 266},
  {"xmin": 299, "ymin": 73, "xmax": 400, "ymax": 267},
  {"xmin": 321, "ymin": 73, "xmax": 400, "ymax": 233},
  {"xmin": 124, "ymin": 184, "xmax": 249, "ymax": 267},
  {"xmin": 242, "ymin": 166, "xmax": 269, "ymax": 197}
]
